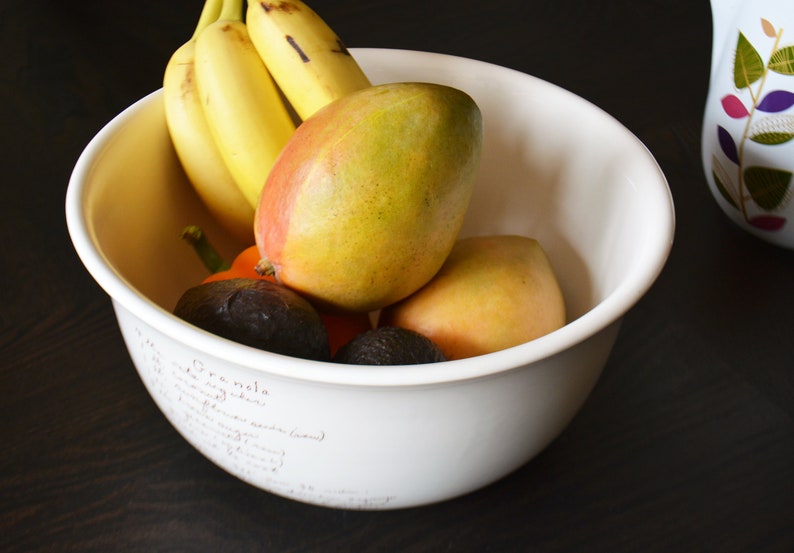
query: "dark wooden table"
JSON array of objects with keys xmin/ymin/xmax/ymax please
[{"xmin": 3, "ymin": 0, "xmax": 793, "ymax": 551}]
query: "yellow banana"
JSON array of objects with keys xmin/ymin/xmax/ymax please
[
  {"xmin": 194, "ymin": 0, "xmax": 296, "ymax": 208},
  {"xmin": 163, "ymin": 0, "xmax": 254, "ymax": 244},
  {"xmin": 246, "ymin": 0, "xmax": 371, "ymax": 120}
]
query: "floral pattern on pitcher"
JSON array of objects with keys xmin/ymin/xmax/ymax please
[{"xmin": 710, "ymin": 18, "xmax": 794, "ymax": 231}]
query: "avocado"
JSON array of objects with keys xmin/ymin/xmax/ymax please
[
  {"xmin": 173, "ymin": 278, "xmax": 330, "ymax": 361},
  {"xmin": 332, "ymin": 326, "xmax": 447, "ymax": 365}
]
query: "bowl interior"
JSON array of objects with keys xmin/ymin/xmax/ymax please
[{"xmin": 66, "ymin": 48, "xmax": 673, "ymax": 384}]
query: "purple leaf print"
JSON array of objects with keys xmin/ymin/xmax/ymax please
[
  {"xmin": 722, "ymin": 94, "xmax": 750, "ymax": 118},
  {"xmin": 718, "ymin": 126, "xmax": 739, "ymax": 164},
  {"xmin": 757, "ymin": 90, "xmax": 794, "ymax": 112}
]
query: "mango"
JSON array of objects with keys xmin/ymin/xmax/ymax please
[
  {"xmin": 379, "ymin": 235, "xmax": 566, "ymax": 360},
  {"xmin": 255, "ymin": 82, "xmax": 483, "ymax": 312}
]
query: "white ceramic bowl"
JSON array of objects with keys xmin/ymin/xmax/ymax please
[{"xmin": 66, "ymin": 48, "xmax": 674, "ymax": 510}]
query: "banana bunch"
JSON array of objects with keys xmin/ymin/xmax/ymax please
[
  {"xmin": 163, "ymin": 0, "xmax": 254, "ymax": 244},
  {"xmin": 163, "ymin": 0, "xmax": 371, "ymax": 242}
]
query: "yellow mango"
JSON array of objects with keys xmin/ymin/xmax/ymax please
[
  {"xmin": 379, "ymin": 235, "xmax": 566, "ymax": 359},
  {"xmin": 255, "ymin": 82, "xmax": 483, "ymax": 312}
]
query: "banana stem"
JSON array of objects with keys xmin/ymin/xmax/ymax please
[
  {"xmin": 219, "ymin": 0, "xmax": 245, "ymax": 22},
  {"xmin": 193, "ymin": 0, "xmax": 224, "ymax": 38},
  {"xmin": 180, "ymin": 225, "xmax": 231, "ymax": 273}
]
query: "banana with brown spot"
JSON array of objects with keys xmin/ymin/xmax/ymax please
[{"xmin": 246, "ymin": 0, "xmax": 371, "ymax": 120}]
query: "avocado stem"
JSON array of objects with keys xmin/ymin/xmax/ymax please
[{"xmin": 180, "ymin": 225, "xmax": 231, "ymax": 273}]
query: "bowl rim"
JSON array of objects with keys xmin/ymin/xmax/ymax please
[{"xmin": 65, "ymin": 48, "xmax": 675, "ymax": 388}]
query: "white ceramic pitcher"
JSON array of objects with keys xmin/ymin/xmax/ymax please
[{"xmin": 702, "ymin": 0, "xmax": 794, "ymax": 249}]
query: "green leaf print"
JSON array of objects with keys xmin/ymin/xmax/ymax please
[
  {"xmin": 734, "ymin": 32, "xmax": 765, "ymax": 88},
  {"xmin": 750, "ymin": 131, "xmax": 794, "ymax": 144},
  {"xmin": 769, "ymin": 45, "xmax": 794, "ymax": 75},
  {"xmin": 743, "ymin": 166, "xmax": 792, "ymax": 210}
]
